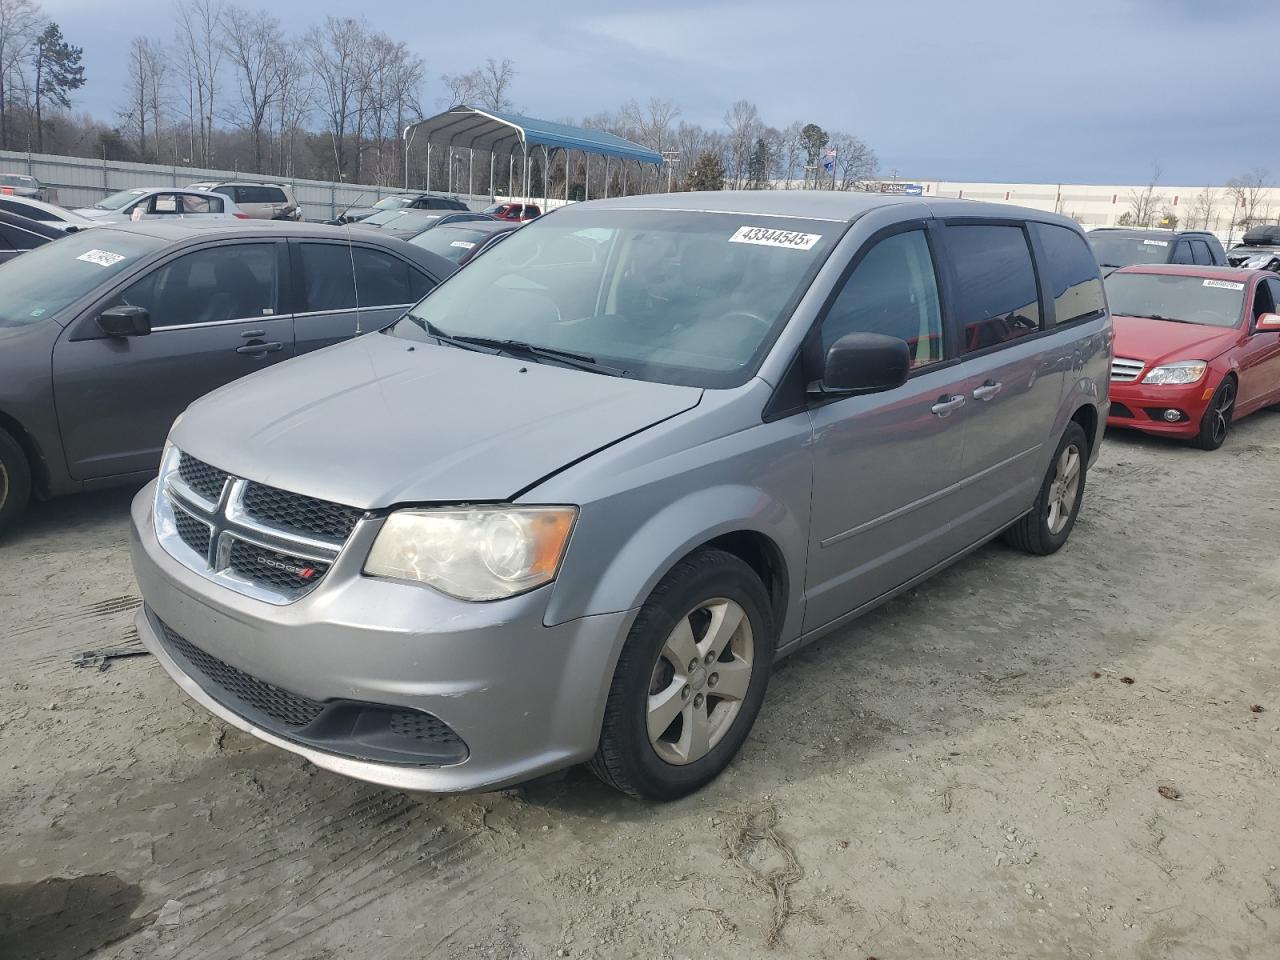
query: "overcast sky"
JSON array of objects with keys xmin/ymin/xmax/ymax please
[{"xmin": 42, "ymin": 0, "xmax": 1269, "ymax": 185}]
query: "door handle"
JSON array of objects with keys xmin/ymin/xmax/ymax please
[
  {"xmin": 972, "ymin": 380, "xmax": 1003, "ymax": 401},
  {"xmin": 236, "ymin": 341, "xmax": 283, "ymax": 355},
  {"xmin": 930, "ymin": 394, "xmax": 966, "ymax": 417},
  {"xmin": 239, "ymin": 329, "xmax": 265, "ymax": 338}
]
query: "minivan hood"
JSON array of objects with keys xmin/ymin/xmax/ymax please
[
  {"xmin": 171, "ymin": 332, "xmax": 703, "ymax": 509},
  {"xmin": 1112, "ymin": 314, "xmax": 1240, "ymax": 364}
]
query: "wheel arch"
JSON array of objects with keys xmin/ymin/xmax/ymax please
[{"xmin": 0, "ymin": 408, "xmax": 47, "ymax": 497}]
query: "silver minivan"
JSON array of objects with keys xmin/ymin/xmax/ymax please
[{"xmin": 130, "ymin": 192, "xmax": 1111, "ymax": 800}]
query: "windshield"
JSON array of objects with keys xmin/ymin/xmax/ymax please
[
  {"xmin": 381, "ymin": 210, "xmax": 443, "ymax": 233},
  {"xmin": 1087, "ymin": 233, "xmax": 1173, "ymax": 268},
  {"xmin": 362, "ymin": 209, "xmax": 412, "ymax": 226},
  {"xmin": 0, "ymin": 229, "xmax": 162, "ymax": 327},
  {"xmin": 95, "ymin": 189, "xmax": 146, "ymax": 211},
  {"xmin": 1106, "ymin": 272, "xmax": 1246, "ymax": 328},
  {"xmin": 410, "ymin": 227, "xmax": 498, "ymax": 262},
  {"xmin": 0, "ymin": 174, "xmax": 35, "ymax": 187},
  {"xmin": 389, "ymin": 208, "xmax": 838, "ymax": 388},
  {"xmin": 373, "ymin": 196, "xmax": 413, "ymax": 211}
]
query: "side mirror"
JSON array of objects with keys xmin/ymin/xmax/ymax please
[
  {"xmin": 815, "ymin": 332, "xmax": 911, "ymax": 395},
  {"xmin": 97, "ymin": 304, "xmax": 151, "ymax": 338},
  {"xmin": 1257, "ymin": 312, "xmax": 1280, "ymax": 330}
]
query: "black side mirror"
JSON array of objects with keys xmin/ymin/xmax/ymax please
[
  {"xmin": 97, "ymin": 304, "xmax": 151, "ymax": 338},
  {"xmin": 816, "ymin": 332, "xmax": 910, "ymax": 395}
]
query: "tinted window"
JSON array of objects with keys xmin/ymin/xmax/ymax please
[
  {"xmin": 113, "ymin": 243, "xmax": 278, "ymax": 327},
  {"xmin": 233, "ymin": 185, "xmax": 285, "ymax": 204},
  {"xmin": 1253, "ymin": 278, "xmax": 1278, "ymax": 322},
  {"xmin": 411, "ymin": 227, "xmax": 494, "ymax": 263},
  {"xmin": 0, "ymin": 223, "xmax": 39, "ymax": 250},
  {"xmin": 821, "ymin": 229, "xmax": 943, "ymax": 368},
  {"xmin": 298, "ymin": 242, "xmax": 356, "ymax": 312},
  {"xmin": 0, "ymin": 229, "xmax": 162, "ymax": 327},
  {"xmin": 1033, "ymin": 223, "xmax": 1105, "ymax": 324},
  {"xmin": 409, "ymin": 268, "xmax": 437, "ymax": 299},
  {"xmin": 353, "ymin": 247, "xmax": 413, "ymax": 306},
  {"xmin": 1171, "ymin": 241, "xmax": 1194, "ymax": 264},
  {"xmin": 181, "ymin": 194, "xmax": 223, "ymax": 214},
  {"xmin": 1190, "ymin": 239, "xmax": 1213, "ymax": 266},
  {"xmin": 946, "ymin": 224, "xmax": 1041, "ymax": 352}
]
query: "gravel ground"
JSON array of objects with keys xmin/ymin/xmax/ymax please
[{"xmin": 2, "ymin": 413, "xmax": 1279, "ymax": 960}]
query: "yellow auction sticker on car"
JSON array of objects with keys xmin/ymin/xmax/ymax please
[
  {"xmin": 729, "ymin": 226, "xmax": 822, "ymax": 250},
  {"xmin": 1203, "ymin": 279, "xmax": 1245, "ymax": 290}
]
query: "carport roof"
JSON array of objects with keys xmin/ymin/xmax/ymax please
[{"xmin": 403, "ymin": 106, "xmax": 663, "ymax": 165}]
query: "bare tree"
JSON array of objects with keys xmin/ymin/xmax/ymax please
[
  {"xmin": 0, "ymin": 0, "xmax": 39, "ymax": 148},
  {"xmin": 221, "ymin": 5, "xmax": 284, "ymax": 173},
  {"xmin": 1189, "ymin": 186, "xmax": 1218, "ymax": 231},
  {"xmin": 774, "ymin": 122, "xmax": 805, "ymax": 189},
  {"xmin": 1125, "ymin": 162, "xmax": 1164, "ymax": 228},
  {"xmin": 475, "ymin": 57, "xmax": 514, "ymax": 113},
  {"xmin": 722, "ymin": 99, "xmax": 760, "ymax": 190},
  {"xmin": 174, "ymin": 0, "xmax": 224, "ymax": 165},
  {"xmin": 121, "ymin": 36, "xmax": 167, "ymax": 160},
  {"xmin": 829, "ymin": 131, "xmax": 878, "ymax": 190},
  {"xmin": 305, "ymin": 16, "xmax": 366, "ymax": 178},
  {"xmin": 1227, "ymin": 168, "xmax": 1270, "ymax": 229}
]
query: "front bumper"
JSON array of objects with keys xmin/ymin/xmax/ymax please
[
  {"xmin": 130, "ymin": 482, "xmax": 634, "ymax": 793},
  {"xmin": 1107, "ymin": 380, "xmax": 1213, "ymax": 438}
]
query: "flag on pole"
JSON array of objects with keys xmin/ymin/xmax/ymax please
[{"xmin": 822, "ymin": 146, "xmax": 837, "ymax": 173}]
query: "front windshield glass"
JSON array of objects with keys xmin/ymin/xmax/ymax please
[
  {"xmin": 362, "ymin": 209, "xmax": 412, "ymax": 226},
  {"xmin": 0, "ymin": 229, "xmax": 163, "ymax": 327},
  {"xmin": 1106, "ymin": 272, "xmax": 1245, "ymax": 328},
  {"xmin": 95, "ymin": 189, "xmax": 146, "ymax": 210},
  {"xmin": 382, "ymin": 211, "xmax": 442, "ymax": 233},
  {"xmin": 1088, "ymin": 233, "xmax": 1173, "ymax": 268},
  {"xmin": 0, "ymin": 174, "xmax": 35, "ymax": 187},
  {"xmin": 373, "ymin": 196, "xmax": 413, "ymax": 211},
  {"xmin": 389, "ymin": 208, "xmax": 839, "ymax": 388},
  {"xmin": 410, "ymin": 227, "xmax": 497, "ymax": 262}
]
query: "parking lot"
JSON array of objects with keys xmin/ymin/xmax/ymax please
[{"xmin": 2, "ymin": 413, "xmax": 1278, "ymax": 960}]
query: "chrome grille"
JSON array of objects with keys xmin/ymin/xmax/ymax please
[
  {"xmin": 178, "ymin": 454, "xmax": 229, "ymax": 503},
  {"xmin": 242, "ymin": 481, "xmax": 363, "ymax": 543},
  {"xmin": 1111, "ymin": 357, "xmax": 1145, "ymax": 382},
  {"xmin": 155, "ymin": 448, "xmax": 365, "ymax": 605}
]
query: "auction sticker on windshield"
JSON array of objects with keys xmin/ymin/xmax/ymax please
[
  {"xmin": 1203, "ymin": 279, "xmax": 1245, "ymax": 290},
  {"xmin": 729, "ymin": 226, "xmax": 822, "ymax": 250},
  {"xmin": 1143, "ymin": 239, "xmax": 1169, "ymax": 247},
  {"xmin": 450, "ymin": 240, "xmax": 476, "ymax": 249},
  {"xmin": 76, "ymin": 249, "xmax": 126, "ymax": 267}
]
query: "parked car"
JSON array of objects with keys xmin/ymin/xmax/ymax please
[
  {"xmin": 127, "ymin": 192, "xmax": 1110, "ymax": 800},
  {"xmin": 0, "ymin": 173, "xmax": 56, "ymax": 203},
  {"xmin": 1226, "ymin": 225, "xmax": 1280, "ymax": 272},
  {"xmin": 335, "ymin": 193, "xmax": 469, "ymax": 224},
  {"xmin": 406, "ymin": 219, "xmax": 520, "ymax": 265},
  {"xmin": 1088, "ymin": 228, "xmax": 1226, "ymax": 276},
  {"xmin": 366, "ymin": 210, "xmax": 494, "ymax": 240},
  {"xmin": 0, "ymin": 221, "xmax": 455, "ymax": 535},
  {"xmin": 484, "ymin": 202, "xmax": 541, "ymax": 222},
  {"xmin": 1106, "ymin": 264, "xmax": 1280, "ymax": 449},
  {"xmin": 189, "ymin": 181, "xmax": 302, "ymax": 221},
  {"xmin": 0, "ymin": 195, "xmax": 94, "ymax": 232},
  {"xmin": 0, "ymin": 209, "xmax": 67, "ymax": 263},
  {"xmin": 74, "ymin": 188, "xmax": 249, "ymax": 223}
]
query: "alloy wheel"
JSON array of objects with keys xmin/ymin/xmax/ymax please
[
  {"xmin": 1046, "ymin": 443, "xmax": 1082, "ymax": 535},
  {"xmin": 646, "ymin": 597, "xmax": 754, "ymax": 766},
  {"xmin": 1211, "ymin": 380, "xmax": 1236, "ymax": 446}
]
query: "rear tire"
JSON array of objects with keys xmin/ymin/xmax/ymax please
[
  {"xmin": 0, "ymin": 427, "xmax": 31, "ymax": 539},
  {"xmin": 1191, "ymin": 376, "xmax": 1235, "ymax": 451},
  {"xmin": 1004, "ymin": 422, "xmax": 1088, "ymax": 556},
  {"xmin": 589, "ymin": 548, "xmax": 775, "ymax": 801}
]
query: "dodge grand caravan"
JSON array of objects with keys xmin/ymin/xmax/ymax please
[{"xmin": 130, "ymin": 192, "xmax": 1111, "ymax": 800}]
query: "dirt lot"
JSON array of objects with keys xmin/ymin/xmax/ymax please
[{"xmin": 3, "ymin": 413, "xmax": 1279, "ymax": 960}]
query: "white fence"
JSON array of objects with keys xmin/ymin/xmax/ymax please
[{"xmin": 0, "ymin": 149, "xmax": 504, "ymax": 220}]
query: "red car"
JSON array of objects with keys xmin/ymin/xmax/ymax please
[
  {"xmin": 1107, "ymin": 264, "xmax": 1280, "ymax": 449},
  {"xmin": 483, "ymin": 202, "xmax": 541, "ymax": 222}
]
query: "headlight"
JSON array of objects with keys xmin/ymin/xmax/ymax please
[
  {"xmin": 364, "ymin": 505, "xmax": 578, "ymax": 601},
  {"xmin": 1142, "ymin": 361, "xmax": 1207, "ymax": 385}
]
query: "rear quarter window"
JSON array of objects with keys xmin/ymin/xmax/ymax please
[
  {"xmin": 1033, "ymin": 223, "xmax": 1106, "ymax": 324},
  {"xmin": 944, "ymin": 223, "xmax": 1042, "ymax": 353}
]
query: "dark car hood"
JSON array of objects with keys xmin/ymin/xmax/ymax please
[
  {"xmin": 1112, "ymin": 314, "xmax": 1240, "ymax": 365},
  {"xmin": 171, "ymin": 332, "xmax": 703, "ymax": 509}
]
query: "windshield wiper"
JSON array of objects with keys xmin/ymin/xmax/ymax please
[
  {"xmin": 1131, "ymin": 313, "xmax": 1192, "ymax": 324},
  {"xmin": 406, "ymin": 319, "xmax": 626, "ymax": 376}
]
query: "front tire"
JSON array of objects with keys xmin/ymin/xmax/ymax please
[
  {"xmin": 1004, "ymin": 421, "xmax": 1088, "ymax": 556},
  {"xmin": 0, "ymin": 427, "xmax": 31, "ymax": 539},
  {"xmin": 1192, "ymin": 376, "xmax": 1235, "ymax": 451},
  {"xmin": 589, "ymin": 548, "xmax": 775, "ymax": 801}
]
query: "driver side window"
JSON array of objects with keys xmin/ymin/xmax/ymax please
[
  {"xmin": 1254, "ymin": 278, "xmax": 1279, "ymax": 325},
  {"xmin": 110, "ymin": 244, "xmax": 279, "ymax": 328},
  {"xmin": 821, "ymin": 229, "xmax": 944, "ymax": 369}
]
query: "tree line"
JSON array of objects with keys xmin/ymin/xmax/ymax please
[{"xmin": 0, "ymin": 0, "xmax": 886, "ymax": 195}]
